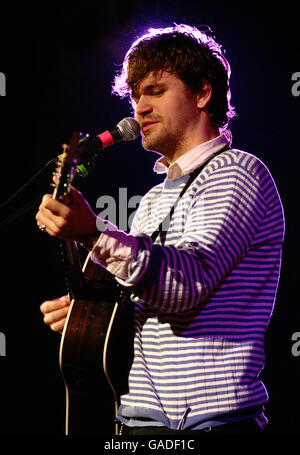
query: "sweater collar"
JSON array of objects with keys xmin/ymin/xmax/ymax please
[{"xmin": 153, "ymin": 131, "xmax": 231, "ymax": 180}]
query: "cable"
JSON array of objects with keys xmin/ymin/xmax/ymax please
[
  {"xmin": 0, "ymin": 149, "xmax": 97, "ymax": 229},
  {"xmin": 0, "ymin": 195, "xmax": 42, "ymax": 230},
  {"xmin": 0, "ymin": 157, "xmax": 57, "ymax": 211}
]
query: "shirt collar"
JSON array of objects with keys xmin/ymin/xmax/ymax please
[{"xmin": 153, "ymin": 131, "xmax": 231, "ymax": 179}]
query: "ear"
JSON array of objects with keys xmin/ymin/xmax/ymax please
[{"xmin": 197, "ymin": 81, "xmax": 212, "ymax": 109}]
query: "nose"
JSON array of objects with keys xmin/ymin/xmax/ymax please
[{"xmin": 135, "ymin": 95, "xmax": 153, "ymax": 118}]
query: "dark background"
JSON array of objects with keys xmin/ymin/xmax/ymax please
[{"xmin": 0, "ymin": 1, "xmax": 299, "ymax": 437}]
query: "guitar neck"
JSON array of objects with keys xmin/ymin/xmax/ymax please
[
  {"xmin": 51, "ymin": 133, "xmax": 84, "ymax": 298},
  {"xmin": 61, "ymin": 239, "xmax": 85, "ymax": 300},
  {"xmin": 64, "ymin": 239, "xmax": 81, "ymax": 267}
]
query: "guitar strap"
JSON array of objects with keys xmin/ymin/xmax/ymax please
[{"xmin": 150, "ymin": 145, "xmax": 229, "ymax": 244}]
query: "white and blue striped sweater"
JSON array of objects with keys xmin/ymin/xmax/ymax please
[{"xmin": 114, "ymin": 145, "xmax": 284, "ymax": 430}]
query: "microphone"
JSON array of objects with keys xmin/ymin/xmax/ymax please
[
  {"xmin": 79, "ymin": 117, "xmax": 140, "ymax": 161},
  {"xmin": 57, "ymin": 118, "xmax": 141, "ymax": 178}
]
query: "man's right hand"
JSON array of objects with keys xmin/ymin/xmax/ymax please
[{"xmin": 40, "ymin": 295, "xmax": 71, "ymax": 334}]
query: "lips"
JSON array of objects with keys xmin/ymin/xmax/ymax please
[{"xmin": 141, "ymin": 121, "xmax": 159, "ymax": 133}]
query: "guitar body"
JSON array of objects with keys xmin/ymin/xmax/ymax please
[{"xmin": 59, "ymin": 253, "xmax": 134, "ymax": 435}]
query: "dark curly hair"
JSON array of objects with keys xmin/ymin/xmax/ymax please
[{"xmin": 112, "ymin": 24, "xmax": 236, "ymax": 132}]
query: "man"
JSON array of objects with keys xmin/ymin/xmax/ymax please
[{"xmin": 37, "ymin": 24, "xmax": 285, "ymax": 434}]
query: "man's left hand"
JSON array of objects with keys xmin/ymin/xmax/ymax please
[{"xmin": 35, "ymin": 186, "xmax": 97, "ymax": 242}]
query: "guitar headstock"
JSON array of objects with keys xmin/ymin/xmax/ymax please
[{"xmin": 52, "ymin": 131, "xmax": 82, "ymax": 203}]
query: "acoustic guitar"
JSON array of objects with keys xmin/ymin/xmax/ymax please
[{"xmin": 51, "ymin": 132, "xmax": 133, "ymax": 435}]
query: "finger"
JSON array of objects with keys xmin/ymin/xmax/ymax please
[
  {"xmin": 36, "ymin": 207, "xmax": 69, "ymax": 237},
  {"xmin": 36, "ymin": 218, "xmax": 58, "ymax": 237},
  {"xmin": 40, "ymin": 296, "xmax": 70, "ymax": 315},
  {"xmin": 39, "ymin": 194, "xmax": 55, "ymax": 212},
  {"xmin": 52, "ymin": 174, "xmax": 60, "ymax": 185},
  {"xmin": 40, "ymin": 296, "xmax": 70, "ymax": 313},
  {"xmin": 59, "ymin": 295, "xmax": 71, "ymax": 303},
  {"xmin": 49, "ymin": 318, "xmax": 68, "ymax": 334},
  {"xmin": 39, "ymin": 194, "xmax": 70, "ymax": 217},
  {"xmin": 36, "ymin": 198, "xmax": 59, "ymax": 229},
  {"xmin": 43, "ymin": 306, "xmax": 70, "ymax": 327},
  {"xmin": 36, "ymin": 195, "xmax": 53, "ymax": 225}
]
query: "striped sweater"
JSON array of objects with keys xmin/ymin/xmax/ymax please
[{"xmin": 91, "ymin": 134, "xmax": 285, "ymax": 430}]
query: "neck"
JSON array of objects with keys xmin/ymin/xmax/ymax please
[{"xmin": 164, "ymin": 122, "xmax": 219, "ymax": 166}]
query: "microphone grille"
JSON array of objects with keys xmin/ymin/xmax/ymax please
[{"xmin": 117, "ymin": 117, "xmax": 140, "ymax": 141}]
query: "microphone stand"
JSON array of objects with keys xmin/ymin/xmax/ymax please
[{"xmin": 0, "ymin": 140, "xmax": 97, "ymax": 230}]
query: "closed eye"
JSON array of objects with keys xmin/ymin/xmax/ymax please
[
  {"xmin": 131, "ymin": 87, "xmax": 166, "ymax": 106},
  {"xmin": 153, "ymin": 90, "xmax": 165, "ymax": 96}
]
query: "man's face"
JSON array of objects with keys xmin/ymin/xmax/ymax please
[{"xmin": 132, "ymin": 70, "xmax": 201, "ymax": 161}]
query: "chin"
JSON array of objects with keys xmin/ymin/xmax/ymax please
[
  {"xmin": 143, "ymin": 142, "xmax": 162, "ymax": 154},
  {"xmin": 142, "ymin": 137, "xmax": 156, "ymax": 151},
  {"xmin": 142, "ymin": 135, "xmax": 165, "ymax": 153}
]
